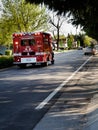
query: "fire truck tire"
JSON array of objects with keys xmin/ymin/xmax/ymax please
[
  {"xmin": 45, "ymin": 62, "xmax": 48, "ymax": 66},
  {"xmin": 51, "ymin": 52, "xmax": 54, "ymax": 64},
  {"xmin": 51, "ymin": 60, "xmax": 54, "ymax": 64}
]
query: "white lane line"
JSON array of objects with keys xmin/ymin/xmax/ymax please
[{"xmin": 35, "ymin": 56, "xmax": 92, "ymax": 110}]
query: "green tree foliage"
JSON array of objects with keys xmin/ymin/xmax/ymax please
[
  {"xmin": 26, "ymin": 0, "xmax": 98, "ymax": 41},
  {"xmin": 76, "ymin": 34, "xmax": 97, "ymax": 47},
  {"xmin": 0, "ymin": 0, "xmax": 48, "ymax": 46},
  {"xmin": 67, "ymin": 34, "xmax": 74, "ymax": 49},
  {"xmin": 83, "ymin": 35, "xmax": 92, "ymax": 47}
]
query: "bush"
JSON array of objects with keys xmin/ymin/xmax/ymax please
[
  {"xmin": 0, "ymin": 55, "xmax": 13, "ymax": 69},
  {"xmin": 5, "ymin": 50, "xmax": 12, "ymax": 56}
]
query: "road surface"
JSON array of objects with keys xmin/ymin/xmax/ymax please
[{"xmin": 0, "ymin": 49, "xmax": 92, "ymax": 130}]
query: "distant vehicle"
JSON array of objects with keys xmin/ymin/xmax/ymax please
[
  {"xmin": 78, "ymin": 46, "xmax": 83, "ymax": 50},
  {"xmin": 13, "ymin": 31, "xmax": 54, "ymax": 68},
  {"xmin": 83, "ymin": 46, "xmax": 97, "ymax": 55}
]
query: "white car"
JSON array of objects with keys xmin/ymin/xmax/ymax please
[{"xmin": 83, "ymin": 46, "xmax": 97, "ymax": 55}]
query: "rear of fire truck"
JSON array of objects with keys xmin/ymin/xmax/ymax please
[{"xmin": 13, "ymin": 32, "xmax": 54, "ymax": 68}]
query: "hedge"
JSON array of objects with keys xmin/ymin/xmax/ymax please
[
  {"xmin": 0, "ymin": 55, "xmax": 13, "ymax": 69},
  {"xmin": 5, "ymin": 50, "xmax": 12, "ymax": 56}
]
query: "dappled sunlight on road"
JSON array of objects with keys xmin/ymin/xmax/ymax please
[{"xmin": 34, "ymin": 56, "xmax": 98, "ymax": 130}]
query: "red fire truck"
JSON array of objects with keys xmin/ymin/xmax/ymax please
[{"xmin": 13, "ymin": 31, "xmax": 54, "ymax": 68}]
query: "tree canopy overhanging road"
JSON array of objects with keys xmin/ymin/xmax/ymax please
[{"xmin": 26, "ymin": 0, "xmax": 98, "ymax": 41}]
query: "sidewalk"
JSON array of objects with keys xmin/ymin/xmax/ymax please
[{"xmin": 33, "ymin": 55, "xmax": 98, "ymax": 130}]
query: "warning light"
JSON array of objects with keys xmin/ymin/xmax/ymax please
[{"xmin": 15, "ymin": 41, "xmax": 18, "ymax": 45}]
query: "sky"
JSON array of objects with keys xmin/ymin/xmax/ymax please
[
  {"xmin": 49, "ymin": 22, "xmax": 82, "ymax": 37},
  {"xmin": 48, "ymin": 9, "xmax": 83, "ymax": 37},
  {"xmin": 0, "ymin": 0, "xmax": 2, "ymax": 17},
  {"xmin": 58, "ymin": 22, "xmax": 82, "ymax": 36}
]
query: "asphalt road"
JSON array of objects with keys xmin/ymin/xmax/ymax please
[
  {"xmin": 0, "ymin": 50, "xmax": 91, "ymax": 130},
  {"xmin": 34, "ymin": 54, "xmax": 98, "ymax": 130}
]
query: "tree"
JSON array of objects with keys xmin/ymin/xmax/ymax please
[
  {"xmin": 26, "ymin": 0, "xmax": 98, "ymax": 41},
  {"xmin": 83, "ymin": 35, "xmax": 92, "ymax": 47},
  {"xmin": 67, "ymin": 34, "xmax": 75, "ymax": 49},
  {"xmin": 49, "ymin": 11, "xmax": 67, "ymax": 50},
  {"xmin": 76, "ymin": 34, "xmax": 97, "ymax": 47},
  {"xmin": 0, "ymin": 0, "xmax": 48, "ymax": 46}
]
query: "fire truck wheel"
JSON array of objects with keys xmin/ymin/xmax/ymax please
[
  {"xmin": 51, "ymin": 60, "xmax": 54, "ymax": 64},
  {"xmin": 45, "ymin": 62, "xmax": 48, "ymax": 66}
]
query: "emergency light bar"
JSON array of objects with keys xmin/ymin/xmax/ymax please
[
  {"xmin": 13, "ymin": 31, "xmax": 51, "ymax": 36},
  {"xmin": 13, "ymin": 32, "xmax": 42, "ymax": 37}
]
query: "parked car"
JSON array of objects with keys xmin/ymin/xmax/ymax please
[
  {"xmin": 78, "ymin": 46, "xmax": 83, "ymax": 50},
  {"xmin": 83, "ymin": 46, "xmax": 97, "ymax": 55}
]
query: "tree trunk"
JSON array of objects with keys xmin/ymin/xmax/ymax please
[{"xmin": 57, "ymin": 28, "xmax": 60, "ymax": 50}]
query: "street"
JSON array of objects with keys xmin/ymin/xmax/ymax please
[
  {"xmin": 0, "ymin": 49, "xmax": 94, "ymax": 130},
  {"xmin": 34, "ymin": 54, "xmax": 98, "ymax": 130}
]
